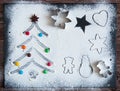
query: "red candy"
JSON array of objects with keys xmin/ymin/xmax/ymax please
[
  {"xmin": 47, "ymin": 62, "xmax": 52, "ymax": 66},
  {"xmin": 25, "ymin": 31, "xmax": 30, "ymax": 35}
]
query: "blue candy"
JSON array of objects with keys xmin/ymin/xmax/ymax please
[
  {"xmin": 19, "ymin": 70, "xmax": 24, "ymax": 75},
  {"xmin": 38, "ymin": 33, "xmax": 43, "ymax": 37}
]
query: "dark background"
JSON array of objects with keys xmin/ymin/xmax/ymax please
[{"xmin": 0, "ymin": 0, "xmax": 120, "ymax": 91}]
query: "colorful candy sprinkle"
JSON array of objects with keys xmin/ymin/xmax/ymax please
[
  {"xmin": 43, "ymin": 69, "xmax": 48, "ymax": 74},
  {"xmin": 26, "ymin": 53, "xmax": 31, "ymax": 57},
  {"xmin": 21, "ymin": 45, "xmax": 26, "ymax": 50},
  {"xmin": 25, "ymin": 31, "xmax": 30, "ymax": 36},
  {"xmin": 44, "ymin": 48, "xmax": 50, "ymax": 53},
  {"xmin": 47, "ymin": 62, "xmax": 52, "ymax": 66},
  {"xmin": 38, "ymin": 33, "xmax": 43, "ymax": 37},
  {"xmin": 19, "ymin": 70, "xmax": 24, "ymax": 75},
  {"xmin": 14, "ymin": 61, "xmax": 20, "ymax": 66}
]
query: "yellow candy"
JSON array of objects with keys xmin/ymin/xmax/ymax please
[{"xmin": 14, "ymin": 61, "xmax": 20, "ymax": 66}]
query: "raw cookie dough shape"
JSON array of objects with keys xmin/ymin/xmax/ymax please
[
  {"xmin": 79, "ymin": 55, "xmax": 93, "ymax": 78},
  {"xmin": 97, "ymin": 61, "xmax": 112, "ymax": 78},
  {"xmin": 62, "ymin": 57, "xmax": 75, "ymax": 74},
  {"xmin": 51, "ymin": 9, "xmax": 71, "ymax": 29},
  {"xmin": 92, "ymin": 10, "xmax": 108, "ymax": 27},
  {"xmin": 89, "ymin": 34, "xmax": 107, "ymax": 54}
]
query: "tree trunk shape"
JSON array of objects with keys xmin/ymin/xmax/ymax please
[{"xmin": 79, "ymin": 55, "xmax": 93, "ymax": 78}]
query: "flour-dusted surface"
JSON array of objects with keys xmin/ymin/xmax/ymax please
[{"xmin": 4, "ymin": 3, "xmax": 117, "ymax": 88}]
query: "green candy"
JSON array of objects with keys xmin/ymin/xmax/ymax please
[
  {"xmin": 45, "ymin": 48, "xmax": 50, "ymax": 53},
  {"xmin": 43, "ymin": 70, "xmax": 48, "ymax": 74}
]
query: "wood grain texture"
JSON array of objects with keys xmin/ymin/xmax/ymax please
[
  {"xmin": 0, "ymin": 0, "xmax": 120, "ymax": 91},
  {"xmin": 0, "ymin": 0, "xmax": 119, "ymax": 3}
]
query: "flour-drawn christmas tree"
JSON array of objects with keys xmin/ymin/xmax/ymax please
[{"xmin": 10, "ymin": 14, "xmax": 54, "ymax": 76}]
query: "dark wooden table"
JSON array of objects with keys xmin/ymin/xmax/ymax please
[{"xmin": 0, "ymin": 0, "xmax": 120, "ymax": 91}]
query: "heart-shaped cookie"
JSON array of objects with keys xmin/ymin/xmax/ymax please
[{"xmin": 92, "ymin": 10, "xmax": 108, "ymax": 27}]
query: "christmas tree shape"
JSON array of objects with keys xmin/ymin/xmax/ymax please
[
  {"xmin": 17, "ymin": 35, "xmax": 50, "ymax": 53},
  {"xmin": 10, "ymin": 59, "xmax": 54, "ymax": 75},
  {"xmin": 4, "ymin": 4, "xmax": 116, "ymax": 88},
  {"xmin": 19, "ymin": 14, "xmax": 50, "ymax": 53},
  {"xmin": 10, "ymin": 14, "xmax": 54, "ymax": 75},
  {"xmin": 23, "ymin": 14, "xmax": 48, "ymax": 37}
]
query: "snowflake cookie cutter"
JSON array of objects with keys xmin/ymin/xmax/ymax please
[{"xmin": 51, "ymin": 9, "xmax": 71, "ymax": 29}]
